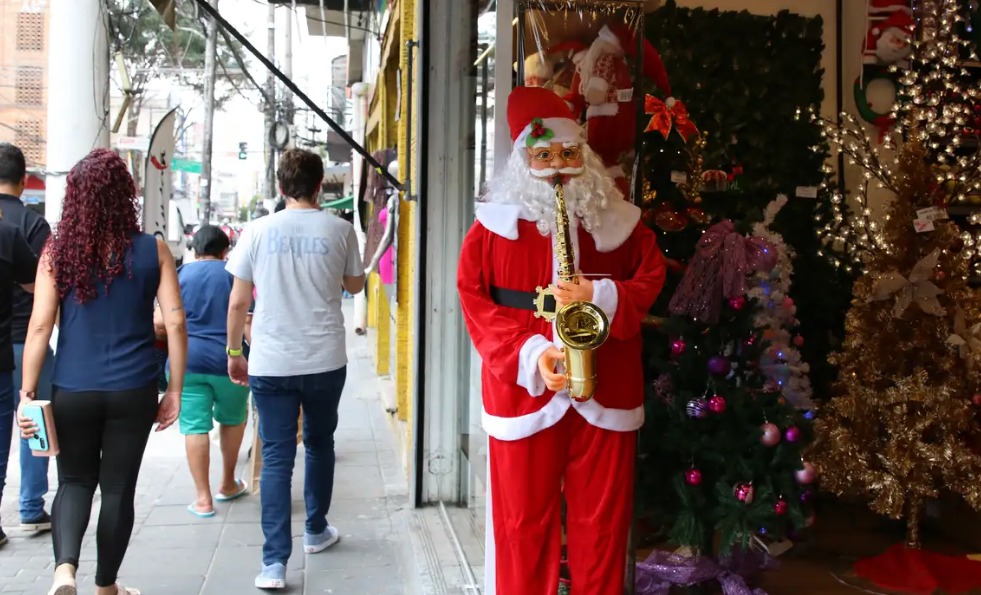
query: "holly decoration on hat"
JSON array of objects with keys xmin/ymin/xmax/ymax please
[{"xmin": 526, "ymin": 118, "xmax": 554, "ymax": 148}]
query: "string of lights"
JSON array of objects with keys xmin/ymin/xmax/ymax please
[{"xmin": 808, "ymin": 0, "xmax": 981, "ymax": 275}]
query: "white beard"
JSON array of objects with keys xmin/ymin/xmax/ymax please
[
  {"xmin": 876, "ymin": 29, "xmax": 912, "ymax": 63},
  {"xmin": 482, "ymin": 144, "xmax": 622, "ymax": 237}
]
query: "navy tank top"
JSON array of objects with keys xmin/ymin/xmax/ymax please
[{"xmin": 53, "ymin": 233, "xmax": 161, "ymax": 392}]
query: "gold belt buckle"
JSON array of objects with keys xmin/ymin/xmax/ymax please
[{"xmin": 533, "ymin": 286, "xmax": 556, "ymax": 321}]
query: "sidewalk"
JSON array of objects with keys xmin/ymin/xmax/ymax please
[{"xmin": 0, "ymin": 304, "xmax": 420, "ymax": 594}]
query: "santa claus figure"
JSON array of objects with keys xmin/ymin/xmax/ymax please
[
  {"xmin": 864, "ymin": 10, "xmax": 916, "ymax": 65},
  {"xmin": 523, "ymin": 51, "xmax": 555, "ymax": 87},
  {"xmin": 564, "ymin": 23, "xmax": 672, "ymax": 198},
  {"xmin": 523, "ymin": 43, "xmax": 589, "ymax": 99},
  {"xmin": 457, "ymin": 86, "xmax": 666, "ymax": 594}
]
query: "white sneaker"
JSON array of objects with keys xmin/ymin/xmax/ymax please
[
  {"xmin": 303, "ymin": 525, "xmax": 340, "ymax": 554},
  {"xmin": 254, "ymin": 563, "xmax": 287, "ymax": 590}
]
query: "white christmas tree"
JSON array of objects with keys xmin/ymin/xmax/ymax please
[{"xmin": 746, "ymin": 195, "xmax": 815, "ymax": 410}]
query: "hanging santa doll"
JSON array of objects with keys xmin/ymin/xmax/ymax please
[
  {"xmin": 523, "ymin": 42, "xmax": 589, "ymax": 100},
  {"xmin": 523, "ymin": 51, "xmax": 555, "ymax": 87},
  {"xmin": 564, "ymin": 23, "xmax": 673, "ymax": 198},
  {"xmin": 863, "ymin": 9, "xmax": 916, "ymax": 65}
]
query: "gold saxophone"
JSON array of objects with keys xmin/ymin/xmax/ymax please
[{"xmin": 533, "ymin": 180, "xmax": 610, "ymax": 401}]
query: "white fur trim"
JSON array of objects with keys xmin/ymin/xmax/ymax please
[
  {"xmin": 571, "ymin": 398, "xmax": 644, "ymax": 432},
  {"xmin": 513, "ymin": 117, "xmax": 584, "ymax": 151},
  {"xmin": 482, "ymin": 394, "xmax": 572, "ymax": 441},
  {"xmin": 475, "ymin": 203, "xmax": 525, "ymax": 240},
  {"xmin": 517, "ymin": 334, "xmax": 553, "ymax": 397},
  {"xmin": 586, "ymin": 102, "xmax": 620, "ymax": 119},
  {"xmin": 593, "ymin": 199, "xmax": 640, "ymax": 252},
  {"xmin": 591, "ymin": 278, "xmax": 619, "ymax": 326},
  {"xmin": 475, "ymin": 195, "xmax": 639, "ymax": 252},
  {"xmin": 524, "ymin": 53, "xmax": 553, "ymax": 80}
]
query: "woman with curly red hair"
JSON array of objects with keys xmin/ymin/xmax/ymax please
[{"xmin": 16, "ymin": 148, "xmax": 188, "ymax": 595}]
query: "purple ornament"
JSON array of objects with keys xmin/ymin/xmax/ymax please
[
  {"xmin": 685, "ymin": 468, "xmax": 703, "ymax": 486},
  {"xmin": 799, "ymin": 488, "xmax": 815, "ymax": 504},
  {"xmin": 796, "ymin": 461, "xmax": 817, "ymax": 484},
  {"xmin": 784, "ymin": 426, "xmax": 801, "ymax": 443},
  {"xmin": 670, "ymin": 338, "xmax": 687, "ymax": 359},
  {"xmin": 686, "ymin": 398, "xmax": 709, "ymax": 419},
  {"xmin": 708, "ymin": 355, "xmax": 729, "ymax": 375},
  {"xmin": 759, "ymin": 423, "xmax": 781, "ymax": 446},
  {"xmin": 708, "ymin": 395, "xmax": 727, "ymax": 414},
  {"xmin": 733, "ymin": 482, "xmax": 755, "ymax": 504}
]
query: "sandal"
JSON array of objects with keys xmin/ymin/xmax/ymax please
[
  {"xmin": 47, "ymin": 583, "xmax": 76, "ymax": 595},
  {"xmin": 187, "ymin": 503, "xmax": 216, "ymax": 518},
  {"xmin": 115, "ymin": 584, "xmax": 141, "ymax": 595},
  {"xmin": 215, "ymin": 479, "xmax": 249, "ymax": 502}
]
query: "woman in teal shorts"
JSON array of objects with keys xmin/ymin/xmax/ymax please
[{"xmin": 156, "ymin": 225, "xmax": 251, "ymax": 517}]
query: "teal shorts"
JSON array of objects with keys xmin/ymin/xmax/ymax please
[{"xmin": 176, "ymin": 373, "xmax": 251, "ymax": 435}]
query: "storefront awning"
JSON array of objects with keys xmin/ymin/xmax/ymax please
[{"xmin": 322, "ymin": 196, "xmax": 354, "ymax": 210}]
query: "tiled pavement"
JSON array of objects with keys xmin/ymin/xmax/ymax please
[{"xmin": 0, "ymin": 308, "xmax": 424, "ymax": 594}]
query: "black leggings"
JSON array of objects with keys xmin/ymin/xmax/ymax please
[{"xmin": 51, "ymin": 383, "xmax": 158, "ymax": 587}]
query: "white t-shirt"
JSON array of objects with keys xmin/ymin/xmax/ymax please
[{"xmin": 226, "ymin": 208, "xmax": 363, "ymax": 376}]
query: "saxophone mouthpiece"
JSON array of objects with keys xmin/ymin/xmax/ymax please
[{"xmin": 551, "ymin": 175, "xmax": 565, "ymax": 188}]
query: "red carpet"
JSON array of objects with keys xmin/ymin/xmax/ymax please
[{"xmin": 853, "ymin": 544, "xmax": 981, "ymax": 594}]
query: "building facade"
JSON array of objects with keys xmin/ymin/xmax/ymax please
[{"xmin": 0, "ymin": 0, "xmax": 49, "ymax": 171}]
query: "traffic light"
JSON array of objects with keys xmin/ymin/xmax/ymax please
[{"xmin": 238, "ymin": 142, "xmax": 248, "ymax": 160}]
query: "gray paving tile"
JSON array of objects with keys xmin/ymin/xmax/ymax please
[
  {"xmin": 305, "ymin": 568, "xmax": 405, "ymax": 594},
  {"xmin": 304, "ymin": 538, "xmax": 398, "ymax": 571}
]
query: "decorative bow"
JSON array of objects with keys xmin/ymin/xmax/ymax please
[
  {"xmin": 668, "ymin": 220, "xmax": 778, "ymax": 323},
  {"xmin": 645, "ymin": 95, "xmax": 699, "ymax": 141},
  {"xmin": 947, "ymin": 306, "xmax": 981, "ymax": 363},
  {"xmin": 868, "ymin": 249, "xmax": 946, "ymax": 318}
]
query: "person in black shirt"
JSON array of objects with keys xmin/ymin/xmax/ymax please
[
  {"xmin": 0, "ymin": 213, "xmax": 40, "ymax": 549},
  {"xmin": 0, "ymin": 144, "xmax": 52, "ymax": 538}
]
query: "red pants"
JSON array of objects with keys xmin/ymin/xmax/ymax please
[{"xmin": 487, "ymin": 408, "xmax": 636, "ymax": 595}]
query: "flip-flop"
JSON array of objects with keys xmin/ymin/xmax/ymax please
[
  {"xmin": 115, "ymin": 584, "xmax": 141, "ymax": 594},
  {"xmin": 215, "ymin": 479, "xmax": 249, "ymax": 502},
  {"xmin": 187, "ymin": 503, "xmax": 216, "ymax": 518}
]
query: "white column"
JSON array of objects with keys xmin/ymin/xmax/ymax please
[
  {"xmin": 351, "ymin": 82, "xmax": 371, "ymax": 332},
  {"xmin": 45, "ymin": 0, "xmax": 110, "ymax": 225}
]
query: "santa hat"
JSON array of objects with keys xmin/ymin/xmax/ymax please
[
  {"xmin": 508, "ymin": 86, "xmax": 584, "ymax": 149},
  {"xmin": 866, "ymin": 10, "xmax": 915, "ymax": 51},
  {"xmin": 524, "ymin": 51, "xmax": 554, "ymax": 82},
  {"xmin": 869, "ymin": 0, "xmax": 913, "ymax": 14},
  {"xmin": 601, "ymin": 23, "xmax": 673, "ymax": 100}
]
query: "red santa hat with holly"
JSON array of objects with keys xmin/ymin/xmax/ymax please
[
  {"xmin": 864, "ymin": 10, "xmax": 916, "ymax": 65},
  {"xmin": 508, "ymin": 85, "xmax": 585, "ymax": 151}
]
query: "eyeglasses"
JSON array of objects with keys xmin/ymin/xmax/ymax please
[{"xmin": 527, "ymin": 146, "xmax": 581, "ymax": 163}]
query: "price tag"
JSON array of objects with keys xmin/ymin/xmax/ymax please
[
  {"xmin": 913, "ymin": 218, "xmax": 935, "ymax": 233},
  {"xmin": 916, "ymin": 207, "xmax": 948, "ymax": 221},
  {"xmin": 795, "ymin": 186, "xmax": 819, "ymax": 199},
  {"xmin": 670, "ymin": 171, "xmax": 688, "ymax": 184}
]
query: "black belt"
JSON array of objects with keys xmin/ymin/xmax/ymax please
[{"xmin": 490, "ymin": 286, "xmax": 555, "ymax": 314}]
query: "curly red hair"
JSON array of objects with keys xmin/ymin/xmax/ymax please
[{"xmin": 49, "ymin": 148, "xmax": 141, "ymax": 303}]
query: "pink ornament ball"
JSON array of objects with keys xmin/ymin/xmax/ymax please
[
  {"xmin": 759, "ymin": 423, "xmax": 781, "ymax": 446},
  {"xmin": 733, "ymin": 482, "xmax": 755, "ymax": 504},
  {"xmin": 784, "ymin": 426, "xmax": 801, "ymax": 443},
  {"xmin": 708, "ymin": 355, "xmax": 729, "ymax": 375},
  {"xmin": 795, "ymin": 461, "xmax": 817, "ymax": 484},
  {"xmin": 783, "ymin": 296, "xmax": 795, "ymax": 309},
  {"xmin": 793, "ymin": 335, "xmax": 805, "ymax": 347},
  {"xmin": 685, "ymin": 469, "xmax": 703, "ymax": 486},
  {"xmin": 728, "ymin": 295, "xmax": 747, "ymax": 310},
  {"xmin": 708, "ymin": 395, "xmax": 727, "ymax": 414},
  {"xmin": 805, "ymin": 512, "xmax": 816, "ymax": 528},
  {"xmin": 670, "ymin": 339, "xmax": 687, "ymax": 359},
  {"xmin": 774, "ymin": 499, "xmax": 789, "ymax": 516}
]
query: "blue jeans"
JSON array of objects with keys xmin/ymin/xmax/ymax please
[
  {"xmin": 251, "ymin": 367, "xmax": 346, "ymax": 566},
  {"xmin": 13, "ymin": 343, "xmax": 53, "ymax": 521},
  {"xmin": 0, "ymin": 372, "xmax": 16, "ymax": 517}
]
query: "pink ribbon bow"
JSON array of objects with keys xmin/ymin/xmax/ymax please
[{"xmin": 668, "ymin": 220, "xmax": 778, "ymax": 323}]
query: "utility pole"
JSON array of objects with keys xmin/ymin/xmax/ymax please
[
  {"xmin": 284, "ymin": 3, "xmax": 294, "ymax": 126},
  {"xmin": 200, "ymin": 0, "xmax": 220, "ymax": 224},
  {"xmin": 263, "ymin": 4, "xmax": 277, "ymax": 207},
  {"xmin": 46, "ymin": 0, "xmax": 110, "ymax": 225}
]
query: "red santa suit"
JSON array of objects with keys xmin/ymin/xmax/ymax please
[
  {"xmin": 564, "ymin": 24, "xmax": 672, "ymax": 199},
  {"xmin": 457, "ymin": 87, "xmax": 666, "ymax": 595}
]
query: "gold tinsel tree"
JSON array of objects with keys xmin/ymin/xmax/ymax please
[{"xmin": 809, "ymin": 0, "xmax": 981, "ymax": 547}]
